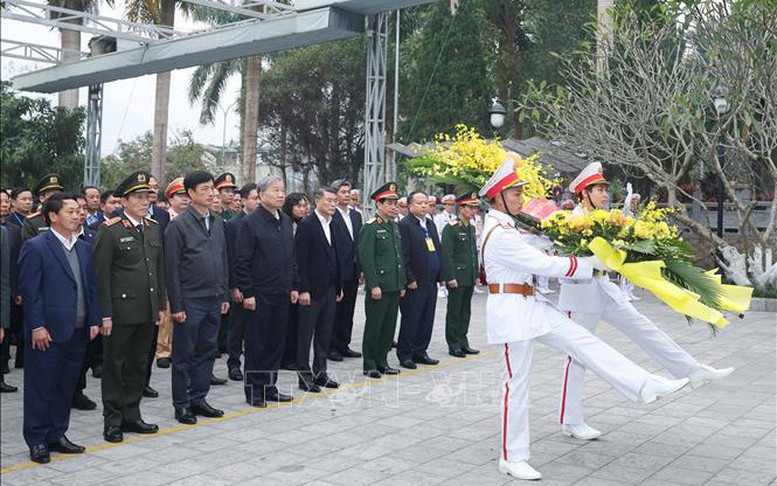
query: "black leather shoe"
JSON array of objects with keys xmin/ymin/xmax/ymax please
[
  {"xmin": 174, "ymin": 408, "xmax": 197, "ymax": 425},
  {"xmin": 30, "ymin": 444, "xmax": 50, "ymax": 463},
  {"xmin": 103, "ymin": 425, "xmax": 123, "ymax": 443},
  {"xmin": 462, "ymin": 346, "xmax": 480, "ymax": 355},
  {"xmin": 449, "ymin": 349, "xmax": 467, "ymax": 358},
  {"xmin": 248, "ymin": 397, "xmax": 267, "ymax": 408},
  {"xmin": 0, "ymin": 380, "xmax": 18, "ymax": 393},
  {"xmin": 143, "ymin": 385, "xmax": 159, "ymax": 398},
  {"xmin": 122, "ymin": 420, "xmax": 159, "ymax": 434},
  {"xmin": 210, "ymin": 374, "xmax": 227, "ymax": 386},
  {"xmin": 191, "ymin": 401, "xmax": 225, "ymax": 417},
  {"xmin": 228, "ymin": 368, "xmax": 243, "ymax": 381},
  {"xmin": 363, "ymin": 370, "xmax": 382, "ymax": 379},
  {"xmin": 314, "ymin": 376, "xmax": 340, "ymax": 389},
  {"xmin": 156, "ymin": 357, "xmax": 171, "ymax": 368},
  {"xmin": 91, "ymin": 365, "xmax": 103, "ymax": 379},
  {"xmin": 48, "ymin": 435, "xmax": 86, "ymax": 453},
  {"xmin": 415, "ymin": 353, "xmax": 439, "ymax": 365},
  {"xmin": 380, "ymin": 366, "xmax": 401, "ymax": 375},
  {"xmin": 299, "ymin": 380, "xmax": 321, "ymax": 393},
  {"xmin": 72, "ymin": 392, "xmax": 97, "ymax": 410},
  {"xmin": 399, "ymin": 359, "xmax": 417, "ymax": 369},
  {"xmin": 341, "ymin": 347, "xmax": 362, "ymax": 358},
  {"xmin": 327, "ymin": 351, "xmax": 344, "ymax": 362},
  {"xmin": 266, "ymin": 392, "xmax": 293, "ymax": 402}
]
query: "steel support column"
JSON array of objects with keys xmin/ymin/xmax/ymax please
[
  {"xmin": 84, "ymin": 84, "xmax": 103, "ymax": 187},
  {"xmin": 362, "ymin": 12, "xmax": 388, "ymax": 212}
]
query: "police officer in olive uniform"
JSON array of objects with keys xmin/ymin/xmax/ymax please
[
  {"xmin": 358, "ymin": 182, "xmax": 406, "ymax": 378},
  {"xmin": 93, "ymin": 171, "xmax": 165, "ymax": 444},
  {"xmin": 23, "ymin": 174, "xmax": 64, "ymax": 240},
  {"xmin": 214, "ymin": 173, "xmax": 237, "ymax": 221},
  {"xmin": 440, "ymin": 193, "xmax": 481, "ymax": 358}
]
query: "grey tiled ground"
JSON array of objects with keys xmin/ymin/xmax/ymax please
[{"xmin": 1, "ymin": 289, "xmax": 775, "ymax": 485}]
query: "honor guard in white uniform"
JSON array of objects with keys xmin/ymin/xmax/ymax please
[
  {"xmin": 480, "ymin": 158, "xmax": 691, "ymax": 480},
  {"xmin": 556, "ymin": 162, "xmax": 734, "ymax": 441}
]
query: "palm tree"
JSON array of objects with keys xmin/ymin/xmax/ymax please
[{"xmin": 48, "ymin": 0, "xmax": 102, "ymax": 109}]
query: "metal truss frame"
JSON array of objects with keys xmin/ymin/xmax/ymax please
[
  {"xmin": 84, "ymin": 84, "xmax": 103, "ymax": 187},
  {"xmin": 0, "ymin": 39, "xmax": 86, "ymax": 64},
  {"xmin": 362, "ymin": 12, "xmax": 388, "ymax": 211}
]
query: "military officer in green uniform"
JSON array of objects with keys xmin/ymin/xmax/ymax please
[
  {"xmin": 440, "ymin": 193, "xmax": 481, "ymax": 357},
  {"xmin": 214, "ymin": 172, "xmax": 237, "ymax": 221},
  {"xmin": 358, "ymin": 182, "xmax": 406, "ymax": 379},
  {"xmin": 93, "ymin": 171, "xmax": 166, "ymax": 444},
  {"xmin": 22, "ymin": 174, "xmax": 64, "ymax": 240}
]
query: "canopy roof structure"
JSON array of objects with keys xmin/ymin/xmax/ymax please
[{"xmin": 5, "ymin": 0, "xmax": 438, "ymax": 92}]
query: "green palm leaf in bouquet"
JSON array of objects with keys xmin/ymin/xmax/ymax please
[{"xmin": 662, "ymin": 259, "xmax": 724, "ymax": 334}]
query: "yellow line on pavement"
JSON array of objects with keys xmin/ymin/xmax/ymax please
[{"xmin": 1, "ymin": 349, "xmax": 496, "ymax": 475}]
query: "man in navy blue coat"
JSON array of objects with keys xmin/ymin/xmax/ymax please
[
  {"xmin": 397, "ymin": 191, "xmax": 444, "ymax": 369},
  {"xmin": 18, "ymin": 193, "xmax": 102, "ymax": 463}
]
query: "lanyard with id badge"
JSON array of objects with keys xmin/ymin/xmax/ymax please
[{"xmin": 422, "ymin": 225, "xmax": 436, "ymax": 252}]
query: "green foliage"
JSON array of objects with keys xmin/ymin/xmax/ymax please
[
  {"xmin": 0, "ymin": 82, "xmax": 85, "ymax": 191},
  {"xmin": 100, "ymin": 130, "xmax": 208, "ymax": 190}
]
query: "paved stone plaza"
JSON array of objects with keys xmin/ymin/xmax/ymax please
[{"xmin": 1, "ymin": 290, "xmax": 775, "ymax": 485}]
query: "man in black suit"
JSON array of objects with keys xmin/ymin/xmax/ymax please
[
  {"xmin": 397, "ymin": 191, "xmax": 443, "ymax": 369},
  {"xmin": 328, "ymin": 179, "xmax": 363, "ymax": 362},
  {"xmin": 225, "ymin": 183, "xmax": 259, "ymax": 381},
  {"xmin": 295, "ymin": 187, "xmax": 342, "ymax": 393},
  {"xmin": 87, "ymin": 191, "xmax": 121, "ymax": 232},
  {"xmin": 234, "ymin": 176, "xmax": 297, "ymax": 407}
]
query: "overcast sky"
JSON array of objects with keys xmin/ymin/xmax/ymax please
[{"xmin": 1, "ymin": 5, "xmax": 242, "ymax": 157}]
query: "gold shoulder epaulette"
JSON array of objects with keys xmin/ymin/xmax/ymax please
[
  {"xmin": 449, "ymin": 220, "xmax": 459, "ymax": 226},
  {"xmin": 26, "ymin": 211, "xmax": 40, "ymax": 219},
  {"xmin": 366, "ymin": 217, "xmax": 378, "ymax": 224},
  {"xmin": 104, "ymin": 216, "xmax": 122, "ymax": 226}
]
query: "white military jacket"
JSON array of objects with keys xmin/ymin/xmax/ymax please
[
  {"xmin": 557, "ymin": 204, "xmax": 629, "ymax": 313},
  {"xmin": 483, "ymin": 209, "xmax": 594, "ymax": 343}
]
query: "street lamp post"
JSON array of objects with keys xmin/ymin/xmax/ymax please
[
  {"xmin": 712, "ymin": 87, "xmax": 728, "ymax": 238},
  {"xmin": 209, "ymin": 98, "xmax": 239, "ymax": 172}
]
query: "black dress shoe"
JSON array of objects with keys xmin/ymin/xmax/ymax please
[
  {"xmin": 175, "ymin": 408, "xmax": 197, "ymax": 425},
  {"xmin": 103, "ymin": 425, "xmax": 124, "ymax": 443},
  {"xmin": 414, "ymin": 353, "xmax": 439, "ymax": 365},
  {"xmin": 30, "ymin": 444, "xmax": 50, "ymax": 463},
  {"xmin": 0, "ymin": 380, "xmax": 18, "ymax": 393},
  {"xmin": 327, "ymin": 351, "xmax": 344, "ymax": 362},
  {"xmin": 228, "ymin": 368, "xmax": 243, "ymax": 381},
  {"xmin": 91, "ymin": 365, "xmax": 103, "ymax": 379},
  {"xmin": 380, "ymin": 366, "xmax": 401, "ymax": 375},
  {"xmin": 299, "ymin": 380, "xmax": 321, "ymax": 393},
  {"xmin": 156, "ymin": 357, "xmax": 171, "ymax": 368},
  {"xmin": 72, "ymin": 392, "xmax": 97, "ymax": 410},
  {"xmin": 191, "ymin": 400, "xmax": 225, "ymax": 417},
  {"xmin": 363, "ymin": 370, "xmax": 382, "ymax": 379},
  {"xmin": 122, "ymin": 420, "xmax": 159, "ymax": 434},
  {"xmin": 266, "ymin": 392, "xmax": 294, "ymax": 402},
  {"xmin": 314, "ymin": 376, "xmax": 340, "ymax": 389},
  {"xmin": 399, "ymin": 359, "xmax": 417, "ymax": 369},
  {"xmin": 462, "ymin": 346, "xmax": 480, "ymax": 355},
  {"xmin": 143, "ymin": 385, "xmax": 159, "ymax": 398},
  {"xmin": 210, "ymin": 374, "xmax": 227, "ymax": 386},
  {"xmin": 449, "ymin": 349, "xmax": 467, "ymax": 358},
  {"xmin": 247, "ymin": 397, "xmax": 267, "ymax": 408},
  {"xmin": 48, "ymin": 435, "xmax": 86, "ymax": 453},
  {"xmin": 341, "ymin": 347, "xmax": 362, "ymax": 358}
]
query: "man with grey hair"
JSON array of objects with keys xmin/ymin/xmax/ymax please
[
  {"xmin": 295, "ymin": 186, "xmax": 342, "ymax": 392},
  {"xmin": 234, "ymin": 176, "xmax": 298, "ymax": 407}
]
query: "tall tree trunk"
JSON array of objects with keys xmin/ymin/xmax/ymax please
[
  {"xmin": 151, "ymin": 0, "xmax": 176, "ymax": 182},
  {"xmin": 58, "ymin": 9, "xmax": 81, "ymax": 109},
  {"xmin": 243, "ymin": 55, "xmax": 262, "ymax": 182},
  {"xmin": 596, "ymin": 0, "xmax": 614, "ymax": 75}
]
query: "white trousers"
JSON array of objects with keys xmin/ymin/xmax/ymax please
[
  {"xmin": 500, "ymin": 314, "xmax": 652, "ymax": 463},
  {"xmin": 558, "ymin": 301, "xmax": 700, "ymax": 426}
]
